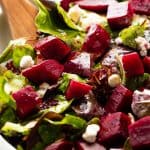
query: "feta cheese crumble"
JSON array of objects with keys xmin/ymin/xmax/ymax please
[
  {"xmin": 20, "ymin": 55, "xmax": 34, "ymax": 69},
  {"xmin": 115, "ymin": 37, "xmax": 123, "ymax": 45},
  {"xmin": 82, "ymin": 124, "xmax": 100, "ymax": 143},
  {"xmin": 68, "ymin": 5, "xmax": 85, "ymax": 23},
  {"xmin": 108, "ymin": 74, "xmax": 121, "ymax": 88}
]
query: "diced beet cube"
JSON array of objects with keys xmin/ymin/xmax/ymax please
[
  {"xmin": 45, "ymin": 139, "xmax": 73, "ymax": 150},
  {"xmin": 64, "ymin": 52, "xmax": 92, "ymax": 77},
  {"xmin": 128, "ymin": 116, "xmax": 150, "ymax": 150},
  {"xmin": 107, "ymin": 2, "xmax": 134, "ymax": 29},
  {"xmin": 129, "ymin": 0, "xmax": 150, "ymax": 15},
  {"xmin": 122, "ymin": 52, "xmax": 144, "ymax": 78},
  {"xmin": 35, "ymin": 36, "xmax": 71, "ymax": 61},
  {"xmin": 82, "ymin": 24, "xmax": 110, "ymax": 57},
  {"xmin": 131, "ymin": 89, "xmax": 150, "ymax": 118},
  {"xmin": 22, "ymin": 60, "xmax": 64, "ymax": 84},
  {"xmin": 98, "ymin": 112, "xmax": 131, "ymax": 147},
  {"xmin": 65, "ymin": 80, "xmax": 92, "ymax": 100},
  {"xmin": 12, "ymin": 86, "xmax": 41, "ymax": 118},
  {"xmin": 76, "ymin": 141, "xmax": 106, "ymax": 150},
  {"xmin": 60, "ymin": 0, "xmax": 71, "ymax": 11},
  {"xmin": 75, "ymin": 0, "xmax": 117, "ymax": 12},
  {"xmin": 105, "ymin": 85, "xmax": 133, "ymax": 113},
  {"xmin": 143, "ymin": 56, "xmax": 150, "ymax": 73}
]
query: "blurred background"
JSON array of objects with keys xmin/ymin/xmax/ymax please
[
  {"xmin": 0, "ymin": 0, "xmax": 37, "ymax": 51},
  {"xmin": 0, "ymin": 4, "xmax": 11, "ymax": 51}
]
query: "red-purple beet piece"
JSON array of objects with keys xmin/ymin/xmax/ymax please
[
  {"xmin": 45, "ymin": 139, "xmax": 73, "ymax": 150},
  {"xmin": 129, "ymin": 0, "xmax": 150, "ymax": 15},
  {"xmin": 65, "ymin": 80, "xmax": 92, "ymax": 100},
  {"xmin": 122, "ymin": 52, "xmax": 144, "ymax": 78},
  {"xmin": 82, "ymin": 24, "xmax": 110, "ymax": 57},
  {"xmin": 105, "ymin": 85, "xmax": 133, "ymax": 113},
  {"xmin": 143, "ymin": 56, "xmax": 150, "ymax": 73},
  {"xmin": 64, "ymin": 52, "xmax": 92, "ymax": 77},
  {"xmin": 98, "ymin": 112, "xmax": 131, "ymax": 147},
  {"xmin": 22, "ymin": 60, "xmax": 64, "ymax": 84},
  {"xmin": 35, "ymin": 36, "xmax": 71, "ymax": 61},
  {"xmin": 128, "ymin": 116, "xmax": 150, "ymax": 150},
  {"xmin": 60, "ymin": 0, "xmax": 70, "ymax": 11},
  {"xmin": 75, "ymin": 0, "xmax": 117, "ymax": 12},
  {"xmin": 76, "ymin": 141, "xmax": 106, "ymax": 150},
  {"xmin": 12, "ymin": 86, "xmax": 42, "ymax": 118},
  {"xmin": 107, "ymin": 1, "xmax": 134, "ymax": 29}
]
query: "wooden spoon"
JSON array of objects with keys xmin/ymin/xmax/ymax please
[{"xmin": 1, "ymin": 0, "xmax": 38, "ymax": 44}]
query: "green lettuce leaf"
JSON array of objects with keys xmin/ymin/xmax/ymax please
[
  {"xmin": 119, "ymin": 25, "xmax": 145, "ymax": 48},
  {"xmin": 0, "ymin": 75, "xmax": 16, "ymax": 112},
  {"xmin": 1, "ymin": 121, "xmax": 35, "ymax": 137},
  {"xmin": 0, "ymin": 108, "xmax": 16, "ymax": 127},
  {"xmin": 125, "ymin": 73, "xmax": 150, "ymax": 90},
  {"xmin": 12, "ymin": 44, "xmax": 35, "ymax": 67},
  {"xmin": 38, "ymin": 122, "xmax": 61, "ymax": 145},
  {"xmin": 46, "ymin": 114, "xmax": 87, "ymax": 129},
  {"xmin": 56, "ymin": 4, "xmax": 82, "ymax": 31},
  {"xmin": 0, "ymin": 70, "xmax": 28, "ymax": 112},
  {"xmin": 34, "ymin": 0, "xmax": 85, "ymax": 49},
  {"xmin": 0, "ymin": 38, "xmax": 35, "ymax": 67},
  {"xmin": 0, "ymin": 38, "xmax": 26, "ymax": 64},
  {"xmin": 4, "ymin": 70, "xmax": 28, "ymax": 94},
  {"xmin": 58, "ymin": 73, "xmax": 85, "ymax": 93},
  {"xmin": 42, "ymin": 95, "xmax": 73, "ymax": 114}
]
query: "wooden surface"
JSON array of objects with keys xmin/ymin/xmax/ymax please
[{"xmin": 1, "ymin": 0, "xmax": 38, "ymax": 42}]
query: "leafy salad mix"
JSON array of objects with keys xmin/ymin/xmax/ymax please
[{"xmin": 0, "ymin": 0, "xmax": 150, "ymax": 150}]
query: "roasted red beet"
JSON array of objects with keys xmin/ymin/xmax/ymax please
[
  {"xmin": 12, "ymin": 86, "xmax": 41, "ymax": 118},
  {"xmin": 128, "ymin": 116, "xmax": 150, "ymax": 150},
  {"xmin": 64, "ymin": 52, "xmax": 92, "ymax": 77},
  {"xmin": 60, "ymin": 0, "xmax": 70, "ymax": 11},
  {"xmin": 98, "ymin": 112, "xmax": 131, "ymax": 147},
  {"xmin": 45, "ymin": 139, "xmax": 73, "ymax": 150},
  {"xmin": 143, "ymin": 56, "xmax": 150, "ymax": 73},
  {"xmin": 107, "ymin": 1, "xmax": 133, "ymax": 29},
  {"xmin": 129, "ymin": 0, "xmax": 150, "ymax": 15},
  {"xmin": 76, "ymin": 141, "xmax": 106, "ymax": 150},
  {"xmin": 35, "ymin": 36, "xmax": 71, "ymax": 61},
  {"xmin": 105, "ymin": 85, "xmax": 133, "ymax": 113},
  {"xmin": 122, "ymin": 52, "xmax": 144, "ymax": 78},
  {"xmin": 65, "ymin": 80, "xmax": 92, "ymax": 100},
  {"xmin": 22, "ymin": 60, "xmax": 64, "ymax": 84},
  {"xmin": 75, "ymin": 0, "xmax": 117, "ymax": 12},
  {"xmin": 82, "ymin": 24, "xmax": 110, "ymax": 58}
]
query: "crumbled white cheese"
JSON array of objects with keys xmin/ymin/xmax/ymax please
[
  {"xmin": 135, "ymin": 36, "xmax": 150, "ymax": 56},
  {"xmin": 82, "ymin": 124, "xmax": 100, "ymax": 143},
  {"xmin": 20, "ymin": 55, "xmax": 34, "ymax": 69},
  {"xmin": 80, "ymin": 101, "xmax": 92, "ymax": 114},
  {"xmin": 115, "ymin": 37, "xmax": 123, "ymax": 45},
  {"xmin": 68, "ymin": 5, "xmax": 85, "ymax": 23},
  {"xmin": 108, "ymin": 74, "xmax": 121, "ymax": 88},
  {"xmin": 80, "ymin": 13, "xmax": 105, "ymax": 30},
  {"xmin": 37, "ymin": 82, "xmax": 50, "ymax": 98}
]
